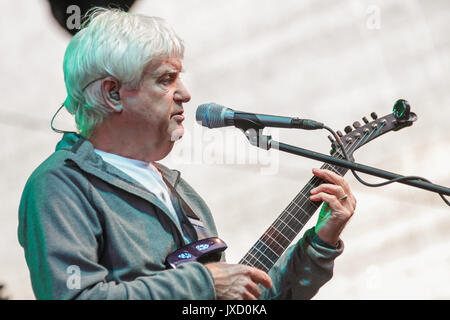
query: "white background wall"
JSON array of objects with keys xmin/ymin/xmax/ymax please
[{"xmin": 1, "ymin": 0, "xmax": 449, "ymax": 299}]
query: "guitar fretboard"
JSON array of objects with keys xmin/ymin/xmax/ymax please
[{"xmin": 239, "ymin": 159, "xmax": 349, "ymax": 272}]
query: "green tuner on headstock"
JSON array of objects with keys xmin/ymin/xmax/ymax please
[
  {"xmin": 393, "ymin": 99, "xmax": 417, "ymax": 124},
  {"xmin": 393, "ymin": 99, "xmax": 411, "ymax": 121}
]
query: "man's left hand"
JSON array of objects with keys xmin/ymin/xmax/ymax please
[{"xmin": 309, "ymin": 168, "xmax": 357, "ymax": 246}]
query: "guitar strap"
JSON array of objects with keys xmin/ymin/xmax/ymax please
[
  {"xmin": 164, "ymin": 179, "xmax": 210, "ymax": 242},
  {"xmin": 186, "ymin": 215, "xmax": 210, "ymax": 241}
]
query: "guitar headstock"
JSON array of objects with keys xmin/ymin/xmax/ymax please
[{"xmin": 329, "ymin": 99, "xmax": 418, "ymax": 160}]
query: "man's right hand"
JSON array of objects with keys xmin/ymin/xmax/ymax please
[{"xmin": 205, "ymin": 262, "xmax": 272, "ymax": 300}]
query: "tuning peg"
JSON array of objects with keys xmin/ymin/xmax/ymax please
[
  {"xmin": 362, "ymin": 116, "xmax": 369, "ymax": 124},
  {"xmin": 370, "ymin": 112, "xmax": 378, "ymax": 120},
  {"xmin": 337, "ymin": 130, "xmax": 343, "ymax": 137},
  {"xmin": 328, "ymin": 135, "xmax": 335, "ymax": 143},
  {"xmin": 353, "ymin": 121, "xmax": 361, "ymax": 129},
  {"xmin": 344, "ymin": 125, "xmax": 352, "ymax": 134}
]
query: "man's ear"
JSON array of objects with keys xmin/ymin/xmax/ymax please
[{"xmin": 101, "ymin": 77, "xmax": 123, "ymax": 112}]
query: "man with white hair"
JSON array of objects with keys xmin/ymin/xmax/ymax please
[{"xmin": 18, "ymin": 8, "xmax": 356, "ymax": 300}]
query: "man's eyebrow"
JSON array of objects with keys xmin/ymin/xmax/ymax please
[{"xmin": 148, "ymin": 66, "xmax": 184, "ymax": 78}]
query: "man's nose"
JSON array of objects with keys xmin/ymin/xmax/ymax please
[{"xmin": 174, "ymin": 79, "xmax": 191, "ymax": 103}]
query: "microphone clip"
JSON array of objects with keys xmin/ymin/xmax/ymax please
[{"xmin": 242, "ymin": 128, "xmax": 273, "ymax": 151}]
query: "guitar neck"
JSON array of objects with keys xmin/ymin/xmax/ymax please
[{"xmin": 239, "ymin": 160, "xmax": 349, "ymax": 272}]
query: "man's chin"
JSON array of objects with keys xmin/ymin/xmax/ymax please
[{"xmin": 170, "ymin": 127, "xmax": 184, "ymax": 142}]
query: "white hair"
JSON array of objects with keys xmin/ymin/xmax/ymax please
[{"xmin": 63, "ymin": 8, "xmax": 185, "ymax": 137}]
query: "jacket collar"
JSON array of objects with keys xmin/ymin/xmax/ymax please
[{"xmin": 57, "ymin": 133, "xmax": 181, "ymax": 189}]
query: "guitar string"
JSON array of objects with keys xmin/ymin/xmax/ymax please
[{"xmin": 240, "ymin": 128, "xmax": 371, "ymax": 268}]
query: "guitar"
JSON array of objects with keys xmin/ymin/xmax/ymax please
[{"xmin": 166, "ymin": 100, "xmax": 417, "ymax": 271}]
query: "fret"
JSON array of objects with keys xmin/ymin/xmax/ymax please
[
  {"xmin": 289, "ymin": 201, "xmax": 315, "ymax": 218},
  {"xmin": 272, "ymin": 216, "xmax": 296, "ymax": 235},
  {"xmin": 260, "ymin": 231, "xmax": 289, "ymax": 252},
  {"xmin": 290, "ymin": 195, "xmax": 316, "ymax": 212},
  {"xmin": 251, "ymin": 244, "xmax": 276, "ymax": 266},
  {"xmin": 323, "ymin": 164, "xmax": 341, "ymax": 175},
  {"xmin": 253, "ymin": 242, "xmax": 280, "ymax": 263},
  {"xmin": 241, "ymin": 250, "xmax": 270, "ymax": 272},
  {"xmin": 256, "ymin": 229, "xmax": 290, "ymax": 256},
  {"xmin": 271, "ymin": 214, "xmax": 302, "ymax": 243},
  {"xmin": 278, "ymin": 207, "xmax": 303, "ymax": 226},
  {"xmin": 292, "ymin": 187, "xmax": 313, "ymax": 202},
  {"xmin": 241, "ymin": 250, "xmax": 261, "ymax": 266},
  {"xmin": 276, "ymin": 211, "xmax": 305, "ymax": 237},
  {"xmin": 285, "ymin": 201, "xmax": 315, "ymax": 227},
  {"xmin": 242, "ymin": 234, "xmax": 286, "ymax": 267},
  {"xmin": 253, "ymin": 260, "xmax": 270, "ymax": 273}
]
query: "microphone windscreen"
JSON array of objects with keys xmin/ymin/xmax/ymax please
[{"xmin": 196, "ymin": 103, "xmax": 228, "ymax": 128}]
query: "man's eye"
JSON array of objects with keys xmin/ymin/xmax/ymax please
[{"xmin": 160, "ymin": 74, "xmax": 177, "ymax": 85}]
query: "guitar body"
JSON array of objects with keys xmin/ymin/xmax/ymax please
[
  {"xmin": 167, "ymin": 100, "xmax": 417, "ymax": 271},
  {"xmin": 166, "ymin": 237, "xmax": 227, "ymax": 268}
]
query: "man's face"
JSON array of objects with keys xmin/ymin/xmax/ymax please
[{"xmin": 120, "ymin": 56, "xmax": 191, "ymax": 161}]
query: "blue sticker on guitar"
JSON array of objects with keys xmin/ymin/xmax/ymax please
[
  {"xmin": 178, "ymin": 252, "xmax": 192, "ymax": 259},
  {"xmin": 195, "ymin": 244, "xmax": 210, "ymax": 251}
]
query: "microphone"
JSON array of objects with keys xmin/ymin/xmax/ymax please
[{"xmin": 196, "ymin": 103, "xmax": 324, "ymax": 130}]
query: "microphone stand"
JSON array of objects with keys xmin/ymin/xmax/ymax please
[{"xmin": 246, "ymin": 132, "xmax": 450, "ymax": 197}]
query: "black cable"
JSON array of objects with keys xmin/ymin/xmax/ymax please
[
  {"xmin": 50, "ymin": 103, "xmax": 77, "ymax": 134},
  {"xmin": 323, "ymin": 125, "xmax": 450, "ymax": 207}
]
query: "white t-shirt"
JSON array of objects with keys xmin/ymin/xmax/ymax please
[{"xmin": 94, "ymin": 149, "xmax": 181, "ymax": 226}]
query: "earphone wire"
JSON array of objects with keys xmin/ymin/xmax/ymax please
[{"xmin": 50, "ymin": 103, "xmax": 77, "ymax": 134}]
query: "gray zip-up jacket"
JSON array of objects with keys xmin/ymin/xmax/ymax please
[{"xmin": 18, "ymin": 133, "xmax": 343, "ymax": 300}]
